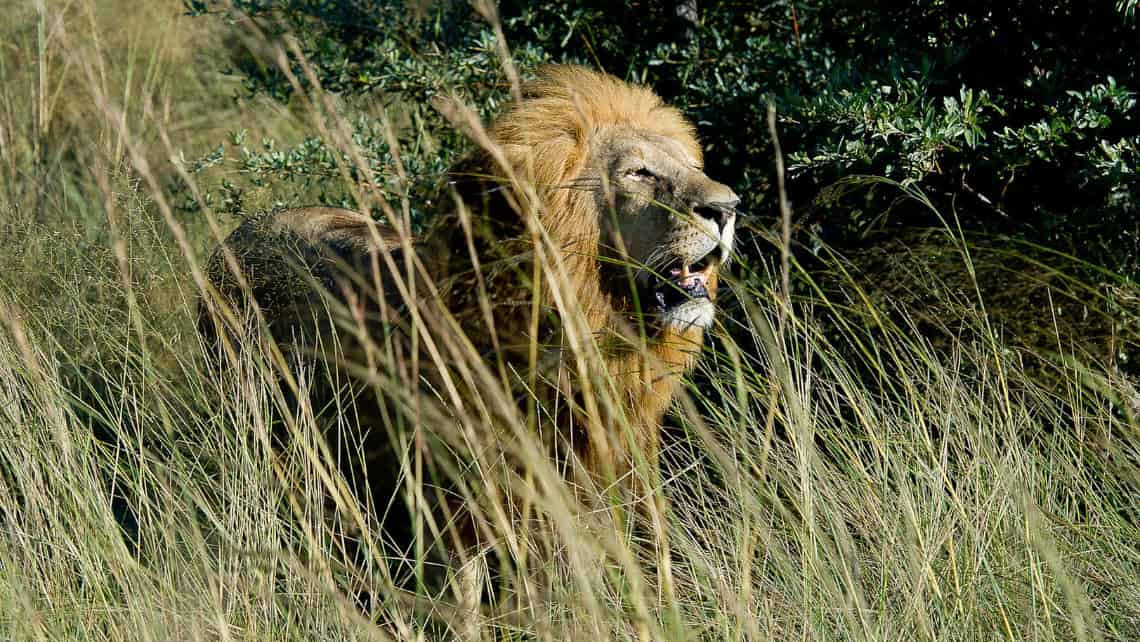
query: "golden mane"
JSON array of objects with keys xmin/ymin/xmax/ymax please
[
  {"xmin": 438, "ymin": 66, "xmax": 707, "ymax": 336},
  {"xmin": 492, "ymin": 65, "xmax": 702, "ymax": 183},
  {"xmin": 490, "ymin": 66, "xmax": 701, "ymax": 231}
]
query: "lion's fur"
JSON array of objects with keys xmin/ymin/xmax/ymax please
[{"xmin": 200, "ymin": 65, "xmax": 732, "ymax": 532}]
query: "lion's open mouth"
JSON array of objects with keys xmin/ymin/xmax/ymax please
[{"xmin": 648, "ymin": 248, "xmax": 718, "ymax": 313}]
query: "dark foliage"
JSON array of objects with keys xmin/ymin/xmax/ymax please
[{"xmin": 185, "ymin": 0, "xmax": 1139, "ymax": 276}]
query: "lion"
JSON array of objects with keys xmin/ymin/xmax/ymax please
[{"xmin": 198, "ymin": 64, "xmax": 737, "ymax": 577}]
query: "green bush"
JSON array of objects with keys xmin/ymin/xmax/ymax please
[{"xmin": 185, "ymin": 0, "xmax": 1138, "ymax": 275}]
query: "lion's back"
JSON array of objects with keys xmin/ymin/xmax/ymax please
[{"xmin": 197, "ymin": 207, "xmax": 408, "ymax": 357}]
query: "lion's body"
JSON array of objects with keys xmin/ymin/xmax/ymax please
[{"xmin": 199, "ymin": 66, "xmax": 737, "ymax": 549}]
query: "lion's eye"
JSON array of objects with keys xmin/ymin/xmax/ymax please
[{"xmin": 628, "ymin": 167, "xmax": 657, "ymax": 182}]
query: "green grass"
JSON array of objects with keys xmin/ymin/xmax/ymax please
[{"xmin": 1, "ymin": 2, "xmax": 1138, "ymax": 640}]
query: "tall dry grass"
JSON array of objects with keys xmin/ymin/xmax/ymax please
[{"xmin": 1, "ymin": 1, "xmax": 1138, "ymax": 640}]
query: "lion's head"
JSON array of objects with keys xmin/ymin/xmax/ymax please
[{"xmin": 472, "ymin": 65, "xmax": 739, "ymax": 336}]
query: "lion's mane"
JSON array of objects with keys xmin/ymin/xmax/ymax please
[{"xmin": 428, "ymin": 65, "xmax": 711, "ymax": 477}]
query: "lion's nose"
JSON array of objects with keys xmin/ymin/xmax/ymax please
[{"xmin": 693, "ymin": 196, "xmax": 739, "ymax": 230}]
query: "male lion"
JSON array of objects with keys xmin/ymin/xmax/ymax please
[{"xmin": 199, "ymin": 65, "xmax": 737, "ymax": 570}]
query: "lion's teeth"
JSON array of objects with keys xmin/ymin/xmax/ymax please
[{"xmin": 679, "ymin": 272, "xmax": 707, "ymax": 288}]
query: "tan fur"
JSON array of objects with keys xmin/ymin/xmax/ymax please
[{"xmin": 200, "ymin": 65, "xmax": 737, "ymax": 514}]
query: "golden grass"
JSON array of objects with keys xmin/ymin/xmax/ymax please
[{"xmin": 1, "ymin": 1, "xmax": 1138, "ymax": 640}]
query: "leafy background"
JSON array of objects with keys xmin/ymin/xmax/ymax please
[{"xmin": 184, "ymin": 0, "xmax": 1138, "ymax": 275}]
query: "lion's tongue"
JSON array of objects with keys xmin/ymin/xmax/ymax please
[
  {"xmin": 677, "ymin": 265, "xmax": 708, "ymax": 289},
  {"xmin": 655, "ymin": 264, "xmax": 710, "ymax": 310}
]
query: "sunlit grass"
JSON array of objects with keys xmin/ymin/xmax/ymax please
[{"xmin": 1, "ymin": 2, "xmax": 1138, "ymax": 640}]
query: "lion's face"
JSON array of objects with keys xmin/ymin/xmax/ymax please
[{"xmin": 589, "ymin": 127, "xmax": 739, "ymax": 331}]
